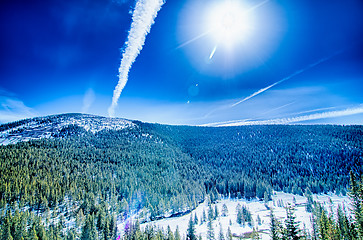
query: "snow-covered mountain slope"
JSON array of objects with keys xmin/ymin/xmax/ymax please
[{"xmin": 0, "ymin": 113, "xmax": 135, "ymax": 145}]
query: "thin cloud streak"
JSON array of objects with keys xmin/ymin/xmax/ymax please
[
  {"xmin": 230, "ymin": 50, "xmax": 344, "ymax": 108},
  {"xmin": 213, "ymin": 105, "xmax": 363, "ymax": 126},
  {"xmin": 82, "ymin": 89, "xmax": 95, "ymax": 113},
  {"xmin": 108, "ymin": 0, "xmax": 165, "ymax": 117},
  {"xmin": 244, "ymin": 0, "xmax": 270, "ymax": 13},
  {"xmin": 260, "ymin": 101, "xmax": 296, "ymax": 115},
  {"xmin": 176, "ymin": 31, "xmax": 210, "ymax": 50},
  {"xmin": 230, "ymin": 79, "xmax": 284, "ymax": 107}
]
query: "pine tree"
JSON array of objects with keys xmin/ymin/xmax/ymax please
[
  {"xmin": 241, "ymin": 205, "xmax": 252, "ymax": 227},
  {"xmin": 222, "ymin": 204, "xmax": 228, "ymax": 217},
  {"xmin": 187, "ymin": 214, "xmax": 197, "ymax": 240},
  {"xmin": 236, "ymin": 204, "xmax": 243, "ymax": 225},
  {"xmin": 174, "ymin": 226, "xmax": 181, "ymax": 240},
  {"xmin": 270, "ymin": 210, "xmax": 280, "ymax": 240},
  {"xmin": 194, "ymin": 213, "xmax": 199, "ymax": 225},
  {"xmin": 103, "ymin": 220, "xmax": 110, "ymax": 240},
  {"xmin": 284, "ymin": 205, "xmax": 301, "ymax": 240},
  {"xmin": 4, "ymin": 225, "xmax": 14, "ymax": 240},
  {"xmin": 218, "ymin": 224, "xmax": 225, "ymax": 240},
  {"xmin": 214, "ymin": 205, "xmax": 219, "ymax": 219},
  {"xmin": 336, "ymin": 204, "xmax": 348, "ymax": 239},
  {"xmin": 202, "ymin": 209, "xmax": 207, "ymax": 223},
  {"xmin": 305, "ymin": 188, "xmax": 314, "ymax": 213},
  {"xmin": 80, "ymin": 214, "xmax": 97, "ymax": 240},
  {"xmin": 208, "ymin": 206, "xmax": 214, "ymax": 221},
  {"xmin": 76, "ymin": 209, "xmax": 85, "ymax": 228},
  {"xmin": 167, "ymin": 226, "xmax": 175, "ymax": 240},
  {"xmin": 349, "ymin": 171, "xmax": 363, "ymax": 238},
  {"xmin": 310, "ymin": 215, "xmax": 318, "ymax": 240},
  {"xmin": 156, "ymin": 229, "xmax": 165, "ymax": 240},
  {"xmin": 226, "ymin": 227, "xmax": 233, "ymax": 240},
  {"xmin": 97, "ymin": 210, "xmax": 105, "ymax": 231},
  {"xmin": 37, "ymin": 225, "xmax": 48, "ymax": 240},
  {"xmin": 29, "ymin": 227, "xmax": 39, "ymax": 240},
  {"xmin": 318, "ymin": 209, "xmax": 330, "ymax": 240},
  {"xmin": 109, "ymin": 215, "xmax": 117, "ymax": 239},
  {"xmin": 207, "ymin": 220, "xmax": 215, "ymax": 240},
  {"xmin": 2, "ymin": 218, "xmax": 14, "ymax": 240},
  {"xmin": 67, "ymin": 231, "xmax": 76, "ymax": 240},
  {"xmin": 264, "ymin": 191, "xmax": 270, "ymax": 206}
]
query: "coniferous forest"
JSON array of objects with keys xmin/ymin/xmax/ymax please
[{"xmin": 0, "ymin": 114, "xmax": 362, "ymax": 239}]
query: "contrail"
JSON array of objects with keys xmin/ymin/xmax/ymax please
[
  {"xmin": 230, "ymin": 79, "xmax": 284, "ymax": 107},
  {"xmin": 108, "ymin": 0, "xmax": 165, "ymax": 117},
  {"xmin": 263, "ymin": 101, "xmax": 295, "ymax": 114},
  {"xmin": 244, "ymin": 0, "xmax": 270, "ymax": 13},
  {"xmin": 209, "ymin": 45, "xmax": 218, "ymax": 59},
  {"xmin": 214, "ymin": 105, "xmax": 363, "ymax": 126},
  {"xmin": 284, "ymin": 106, "xmax": 339, "ymax": 116},
  {"xmin": 176, "ymin": 31, "xmax": 211, "ymax": 50},
  {"xmin": 230, "ymin": 50, "xmax": 344, "ymax": 108},
  {"xmin": 202, "ymin": 101, "xmax": 295, "ymax": 126}
]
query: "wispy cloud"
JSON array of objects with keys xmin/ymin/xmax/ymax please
[
  {"xmin": 82, "ymin": 88, "xmax": 95, "ymax": 113},
  {"xmin": 210, "ymin": 105, "xmax": 363, "ymax": 126},
  {"xmin": 108, "ymin": 0, "xmax": 165, "ymax": 117},
  {"xmin": 0, "ymin": 90, "xmax": 37, "ymax": 124}
]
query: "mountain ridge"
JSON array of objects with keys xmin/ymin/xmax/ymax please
[
  {"xmin": 2, "ymin": 113, "xmax": 363, "ymax": 146},
  {"xmin": 0, "ymin": 113, "xmax": 135, "ymax": 145}
]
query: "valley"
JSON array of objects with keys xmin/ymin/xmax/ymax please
[{"xmin": 0, "ymin": 113, "xmax": 362, "ymax": 239}]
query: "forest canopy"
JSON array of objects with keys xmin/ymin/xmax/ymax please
[{"xmin": 0, "ymin": 115, "xmax": 362, "ymax": 238}]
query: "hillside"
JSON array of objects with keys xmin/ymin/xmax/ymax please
[
  {"xmin": 0, "ymin": 113, "xmax": 134, "ymax": 145},
  {"xmin": 0, "ymin": 113, "xmax": 362, "ymax": 239}
]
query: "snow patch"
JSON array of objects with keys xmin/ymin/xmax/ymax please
[{"xmin": 139, "ymin": 192, "xmax": 350, "ymax": 240}]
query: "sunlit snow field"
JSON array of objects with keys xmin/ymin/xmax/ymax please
[{"xmin": 138, "ymin": 192, "xmax": 350, "ymax": 240}]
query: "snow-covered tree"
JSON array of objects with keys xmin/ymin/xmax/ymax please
[
  {"xmin": 207, "ymin": 221, "xmax": 215, "ymax": 240},
  {"xmin": 175, "ymin": 226, "xmax": 181, "ymax": 240},
  {"xmin": 218, "ymin": 224, "xmax": 225, "ymax": 240},
  {"xmin": 284, "ymin": 205, "xmax": 301, "ymax": 240},
  {"xmin": 222, "ymin": 204, "xmax": 228, "ymax": 217},
  {"xmin": 187, "ymin": 215, "xmax": 197, "ymax": 240}
]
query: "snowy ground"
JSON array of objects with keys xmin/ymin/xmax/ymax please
[
  {"xmin": 0, "ymin": 114, "xmax": 134, "ymax": 145},
  {"xmin": 138, "ymin": 192, "xmax": 351, "ymax": 240}
]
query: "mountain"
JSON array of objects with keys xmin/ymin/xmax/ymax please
[
  {"xmin": 0, "ymin": 113, "xmax": 134, "ymax": 145},
  {"xmin": 0, "ymin": 113, "xmax": 362, "ymax": 239}
]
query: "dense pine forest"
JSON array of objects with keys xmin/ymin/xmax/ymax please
[{"xmin": 0, "ymin": 114, "xmax": 362, "ymax": 239}]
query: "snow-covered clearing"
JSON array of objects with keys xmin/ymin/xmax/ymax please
[{"xmin": 139, "ymin": 192, "xmax": 350, "ymax": 240}]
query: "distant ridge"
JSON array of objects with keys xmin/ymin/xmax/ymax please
[{"xmin": 0, "ymin": 113, "xmax": 134, "ymax": 145}]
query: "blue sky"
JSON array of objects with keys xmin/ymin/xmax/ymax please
[{"xmin": 1, "ymin": 0, "xmax": 363, "ymax": 125}]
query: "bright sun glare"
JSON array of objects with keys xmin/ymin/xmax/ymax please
[
  {"xmin": 178, "ymin": 0, "xmax": 280, "ymax": 76},
  {"xmin": 206, "ymin": 0, "xmax": 253, "ymax": 49}
]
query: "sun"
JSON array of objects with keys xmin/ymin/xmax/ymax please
[
  {"xmin": 177, "ymin": 0, "xmax": 281, "ymax": 76},
  {"xmin": 206, "ymin": 0, "xmax": 254, "ymax": 50}
]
